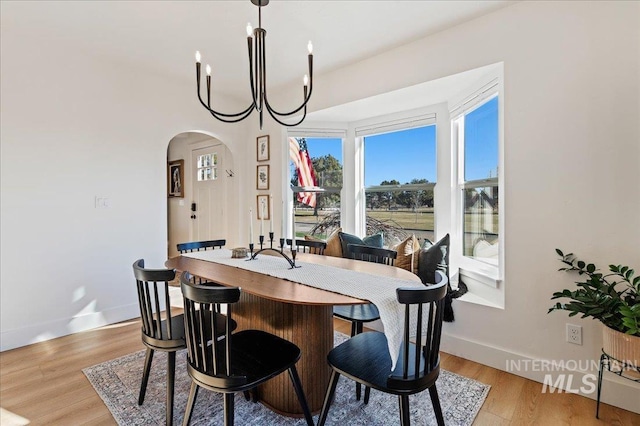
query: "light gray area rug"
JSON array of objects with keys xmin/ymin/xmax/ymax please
[{"xmin": 83, "ymin": 333, "xmax": 489, "ymax": 425}]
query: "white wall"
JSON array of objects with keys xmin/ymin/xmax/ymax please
[
  {"xmin": 0, "ymin": 20, "xmax": 249, "ymax": 350},
  {"xmin": 1, "ymin": 0, "xmax": 638, "ymax": 413}
]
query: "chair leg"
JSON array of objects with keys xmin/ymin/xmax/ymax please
[
  {"xmin": 429, "ymin": 384, "xmax": 445, "ymax": 426},
  {"xmin": 138, "ymin": 348, "xmax": 154, "ymax": 405},
  {"xmin": 182, "ymin": 381, "xmax": 199, "ymax": 426},
  {"xmin": 353, "ymin": 321, "xmax": 364, "ymax": 401},
  {"xmin": 288, "ymin": 366, "xmax": 314, "ymax": 426},
  {"xmin": 223, "ymin": 393, "xmax": 235, "ymax": 426},
  {"xmin": 243, "ymin": 387, "xmax": 260, "ymax": 403},
  {"xmin": 318, "ymin": 370, "xmax": 341, "ymax": 426},
  {"xmin": 398, "ymin": 395, "xmax": 410, "ymax": 426},
  {"xmin": 364, "ymin": 386, "xmax": 371, "ymax": 404},
  {"xmin": 166, "ymin": 351, "xmax": 176, "ymax": 426}
]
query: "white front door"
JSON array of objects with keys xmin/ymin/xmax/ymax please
[{"xmin": 191, "ymin": 144, "xmax": 225, "ymax": 241}]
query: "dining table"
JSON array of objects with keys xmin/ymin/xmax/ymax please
[{"xmin": 165, "ymin": 248, "xmax": 422, "ymax": 417}]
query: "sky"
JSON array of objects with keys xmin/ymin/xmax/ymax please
[{"xmin": 296, "ymin": 96, "xmax": 498, "ymax": 187}]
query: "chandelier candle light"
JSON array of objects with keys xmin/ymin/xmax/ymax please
[
  {"xmin": 248, "ymin": 196, "xmax": 299, "ymax": 269},
  {"xmin": 194, "ymin": 0, "xmax": 314, "ymax": 129}
]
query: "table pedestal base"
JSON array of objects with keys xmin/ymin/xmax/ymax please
[{"xmin": 234, "ymin": 292, "xmax": 333, "ymax": 415}]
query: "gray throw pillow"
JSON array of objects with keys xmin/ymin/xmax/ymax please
[{"xmin": 338, "ymin": 231, "xmax": 384, "ymax": 258}]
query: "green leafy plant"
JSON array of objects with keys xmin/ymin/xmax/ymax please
[{"xmin": 548, "ymin": 249, "xmax": 640, "ymax": 336}]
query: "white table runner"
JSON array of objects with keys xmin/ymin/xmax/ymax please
[{"xmin": 182, "ymin": 249, "xmax": 424, "ymax": 369}]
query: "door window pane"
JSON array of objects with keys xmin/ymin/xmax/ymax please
[{"xmin": 196, "ymin": 153, "xmax": 218, "ymax": 181}]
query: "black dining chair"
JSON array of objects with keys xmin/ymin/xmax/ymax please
[
  {"xmin": 132, "ymin": 259, "xmax": 185, "ymax": 426},
  {"xmin": 333, "ymin": 243, "xmax": 398, "ymax": 400},
  {"xmin": 177, "ymin": 239, "xmax": 226, "ymax": 253},
  {"xmin": 133, "ymin": 259, "xmax": 233, "ymax": 426},
  {"xmin": 179, "ymin": 271, "xmax": 314, "ymax": 426},
  {"xmin": 319, "ymin": 272, "xmax": 449, "ymax": 426},
  {"xmin": 177, "ymin": 239, "xmax": 227, "ymax": 285},
  {"xmin": 286, "ymin": 238, "xmax": 327, "ymax": 255}
]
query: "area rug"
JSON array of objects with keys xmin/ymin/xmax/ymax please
[{"xmin": 83, "ymin": 333, "xmax": 489, "ymax": 425}]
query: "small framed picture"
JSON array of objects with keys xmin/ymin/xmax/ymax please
[
  {"xmin": 256, "ymin": 194, "xmax": 270, "ymax": 220},
  {"xmin": 256, "ymin": 164, "xmax": 269, "ymax": 190},
  {"xmin": 257, "ymin": 135, "xmax": 270, "ymax": 162},
  {"xmin": 168, "ymin": 159, "xmax": 184, "ymax": 198}
]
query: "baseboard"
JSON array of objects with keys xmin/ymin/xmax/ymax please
[
  {"xmin": 0, "ymin": 303, "xmax": 140, "ymax": 352},
  {"xmin": 440, "ymin": 332, "xmax": 640, "ymax": 414}
]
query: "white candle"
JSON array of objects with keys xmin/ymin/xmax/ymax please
[
  {"xmin": 269, "ymin": 194, "xmax": 274, "ymax": 233},
  {"xmin": 291, "ymin": 206, "xmax": 297, "ymax": 251},
  {"xmin": 260, "ymin": 200, "xmax": 264, "ymax": 236},
  {"xmin": 249, "ymin": 209, "xmax": 253, "ymax": 245},
  {"xmin": 281, "ymin": 200, "xmax": 284, "ymax": 237}
]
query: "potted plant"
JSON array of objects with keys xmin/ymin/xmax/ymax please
[{"xmin": 548, "ymin": 249, "xmax": 639, "ymax": 375}]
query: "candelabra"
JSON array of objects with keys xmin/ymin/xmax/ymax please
[{"xmin": 248, "ymin": 232, "xmax": 300, "ymax": 269}]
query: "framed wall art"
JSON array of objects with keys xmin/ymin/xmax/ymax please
[
  {"xmin": 257, "ymin": 135, "xmax": 270, "ymax": 162},
  {"xmin": 256, "ymin": 164, "xmax": 270, "ymax": 190},
  {"xmin": 256, "ymin": 194, "xmax": 270, "ymax": 220},
  {"xmin": 168, "ymin": 159, "xmax": 184, "ymax": 198}
]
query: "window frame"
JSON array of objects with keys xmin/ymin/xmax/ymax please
[
  {"xmin": 284, "ymin": 127, "xmax": 347, "ymax": 239},
  {"xmin": 361, "ymin": 123, "xmax": 438, "ymax": 245},
  {"xmin": 450, "ymin": 83, "xmax": 504, "ymax": 306}
]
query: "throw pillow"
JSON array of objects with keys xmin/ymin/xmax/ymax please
[
  {"xmin": 417, "ymin": 233, "xmax": 449, "ymax": 284},
  {"xmin": 363, "ymin": 232, "xmax": 384, "ymax": 248},
  {"xmin": 392, "ymin": 235, "xmax": 421, "ymax": 273},
  {"xmin": 338, "ymin": 231, "xmax": 384, "ymax": 258},
  {"xmin": 322, "ymin": 228, "xmax": 343, "ymax": 257}
]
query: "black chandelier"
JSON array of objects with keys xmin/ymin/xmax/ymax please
[{"xmin": 195, "ymin": 0, "xmax": 313, "ymax": 129}]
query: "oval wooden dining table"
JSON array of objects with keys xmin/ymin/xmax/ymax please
[{"xmin": 166, "ymin": 252, "xmax": 420, "ymax": 417}]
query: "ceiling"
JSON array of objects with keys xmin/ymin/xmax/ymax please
[{"xmin": 3, "ymin": 0, "xmax": 514, "ymax": 106}]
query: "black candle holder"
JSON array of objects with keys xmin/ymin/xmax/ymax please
[{"xmin": 248, "ymin": 232, "xmax": 300, "ymax": 269}]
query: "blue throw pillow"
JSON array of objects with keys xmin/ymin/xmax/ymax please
[
  {"xmin": 363, "ymin": 232, "xmax": 384, "ymax": 248},
  {"xmin": 417, "ymin": 234, "xmax": 449, "ymax": 284},
  {"xmin": 338, "ymin": 231, "xmax": 384, "ymax": 258}
]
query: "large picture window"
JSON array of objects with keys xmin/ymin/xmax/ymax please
[{"xmin": 363, "ymin": 125, "xmax": 436, "ymax": 246}]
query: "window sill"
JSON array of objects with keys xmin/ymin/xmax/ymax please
[
  {"xmin": 451, "ymin": 267, "xmax": 504, "ymax": 309},
  {"xmin": 456, "ymin": 291, "xmax": 503, "ymax": 309}
]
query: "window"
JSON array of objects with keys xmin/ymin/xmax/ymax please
[
  {"xmin": 196, "ymin": 152, "xmax": 217, "ymax": 181},
  {"xmin": 289, "ymin": 136, "xmax": 343, "ymax": 239},
  {"xmin": 454, "ymin": 95, "xmax": 500, "ymax": 268},
  {"xmin": 296, "ymin": 63, "xmax": 503, "ymax": 307},
  {"xmin": 363, "ymin": 125, "xmax": 436, "ymax": 246}
]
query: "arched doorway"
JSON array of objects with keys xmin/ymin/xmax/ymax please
[{"xmin": 167, "ymin": 131, "xmax": 234, "ymax": 258}]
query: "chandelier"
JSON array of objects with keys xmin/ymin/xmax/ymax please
[{"xmin": 195, "ymin": 0, "xmax": 313, "ymax": 129}]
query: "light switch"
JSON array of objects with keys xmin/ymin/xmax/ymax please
[{"xmin": 95, "ymin": 196, "xmax": 110, "ymax": 208}]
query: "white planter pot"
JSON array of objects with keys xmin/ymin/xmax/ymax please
[{"xmin": 602, "ymin": 325, "xmax": 640, "ymax": 378}]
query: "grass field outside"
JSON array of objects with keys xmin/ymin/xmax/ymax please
[{"xmin": 294, "ymin": 207, "xmax": 497, "ymax": 249}]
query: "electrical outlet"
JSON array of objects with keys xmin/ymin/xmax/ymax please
[{"xmin": 566, "ymin": 324, "xmax": 582, "ymax": 345}]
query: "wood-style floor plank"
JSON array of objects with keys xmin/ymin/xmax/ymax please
[{"xmin": 0, "ymin": 318, "xmax": 638, "ymax": 425}]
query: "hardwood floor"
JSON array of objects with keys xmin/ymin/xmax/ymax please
[{"xmin": 1, "ymin": 318, "xmax": 638, "ymax": 425}]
